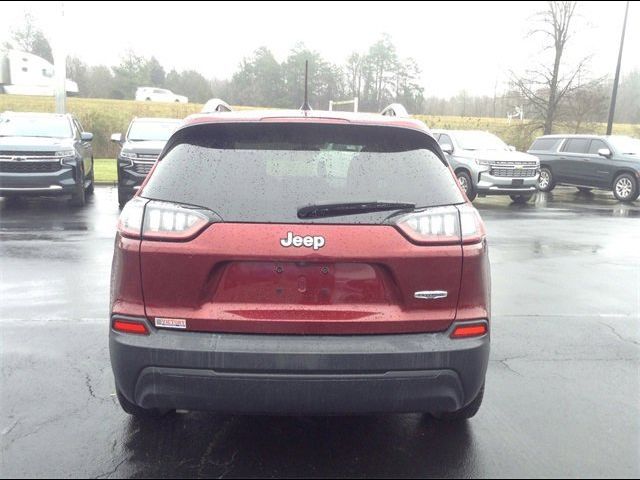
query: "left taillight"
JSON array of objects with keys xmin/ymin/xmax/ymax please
[
  {"xmin": 117, "ymin": 198, "xmax": 210, "ymax": 241},
  {"xmin": 117, "ymin": 197, "xmax": 147, "ymax": 238}
]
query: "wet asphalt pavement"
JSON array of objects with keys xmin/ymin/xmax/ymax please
[{"xmin": 0, "ymin": 186, "xmax": 639, "ymax": 478}]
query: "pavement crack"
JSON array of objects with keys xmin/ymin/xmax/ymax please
[
  {"xmin": 85, "ymin": 373, "xmax": 96, "ymax": 399},
  {"xmin": 197, "ymin": 418, "xmax": 237, "ymax": 477},
  {"xmin": 94, "ymin": 456, "xmax": 128, "ymax": 479},
  {"xmin": 499, "ymin": 359, "xmax": 523, "ymax": 376},
  {"xmin": 5, "ymin": 412, "xmax": 76, "ymax": 448},
  {"xmin": 1, "ymin": 419, "xmax": 20, "ymax": 436},
  {"xmin": 598, "ymin": 321, "xmax": 640, "ymax": 347},
  {"xmin": 217, "ymin": 449, "xmax": 239, "ymax": 479},
  {"xmin": 491, "ymin": 355, "xmax": 527, "ymax": 376}
]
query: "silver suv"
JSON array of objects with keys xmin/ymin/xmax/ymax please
[{"xmin": 433, "ymin": 130, "xmax": 540, "ymax": 203}]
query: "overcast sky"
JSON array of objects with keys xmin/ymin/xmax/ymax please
[{"xmin": 1, "ymin": 1, "xmax": 638, "ymax": 98}]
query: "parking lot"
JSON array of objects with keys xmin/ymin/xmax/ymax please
[{"xmin": 0, "ymin": 186, "xmax": 639, "ymax": 478}]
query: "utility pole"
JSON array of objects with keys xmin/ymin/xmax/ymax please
[
  {"xmin": 606, "ymin": 0, "xmax": 629, "ymax": 135},
  {"xmin": 54, "ymin": 1, "xmax": 66, "ymax": 114}
]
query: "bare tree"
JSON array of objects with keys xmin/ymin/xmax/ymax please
[
  {"xmin": 512, "ymin": 1, "xmax": 589, "ymax": 134},
  {"xmin": 7, "ymin": 12, "xmax": 54, "ymax": 63},
  {"xmin": 345, "ymin": 53, "xmax": 363, "ymax": 99},
  {"xmin": 561, "ymin": 80, "xmax": 608, "ymax": 132}
]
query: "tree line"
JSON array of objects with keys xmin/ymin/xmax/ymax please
[{"xmin": 62, "ymin": 37, "xmax": 427, "ymax": 114}]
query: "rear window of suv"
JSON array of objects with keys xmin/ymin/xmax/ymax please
[
  {"xmin": 562, "ymin": 138, "xmax": 590, "ymax": 154},
  {"xmin": 529, "ymin": 138, "xmax": 560, "ymax": 152},
  {"xmin": 141, "ymin": 123, "xmax": 464, "ymax": 224}
]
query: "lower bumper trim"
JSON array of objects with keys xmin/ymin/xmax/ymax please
[
  {"xmin": 135, "ymin": 367, "xmax": 464, "ymax": 414},
  {"xmin": 479, "ymin": 186, "xmax": 537, "ymax": 195},
  {"xmin": 0, "ymin": 185, "xmax": 64, "ymax": 192}
]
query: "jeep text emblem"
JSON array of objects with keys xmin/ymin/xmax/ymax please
[{"xmin": 280, "ymin": 232, "xmax": 325, "ymax": 250}]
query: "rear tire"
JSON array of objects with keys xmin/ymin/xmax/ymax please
[
  {"xmin": 613, "ymin": 173, "xmax": 639, "ymax": 202},
  {"xmin": 86, "ymin": 161, "xmax": 95, "ymax": 195},
  {"xmin": 456, "ymin": 171, "xmax": 477, "ymax": 201},
  {"xmin": 116, "ymin": 389, "xmax": 172, "ymax": 418},
  {"xmin": 510, "ymin": 194, "xmax": 533, "ymax": 203},
  {"xmin": 70, "ymin": 166, "xmax": 86, "ymax": 206},
  {"xmin": 537, "ymin": 167, "xmax": 555, "ymax": 192},
  {"xmin": 435, "ymin": 383, "xmax": 484, "ymax": 421}
]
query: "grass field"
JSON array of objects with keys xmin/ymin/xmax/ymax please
[
  {"xmin": 94, "ymin": 158, "xmax": 116, "ymax": 184},
  {"xmin": 2, "ymin": 94, "xmax": 638, "ymax": 159}
]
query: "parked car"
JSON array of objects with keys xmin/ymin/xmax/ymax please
[
  {"xmin": 528, "ymin": 134, "xmax": 640, "ymax": 202},
  {"xmin": 135, "ymin": 87, "xmax": 188, "ymax": 103},
  {"xmin": 201, "ymin": 98, "xmax": 232, "ymax": 113},
  {"xmin": 0, "ymin": 111, "xmax": 94, "ymax": 206},
  {"xmin": 111, "ymin": 117, "xmax": 182, "ymax": 207},
  {"xmin": 432, "ymin": 129, "xmax": 540, "ymax": 203},
  {"xmin": 110, "ymin": 104, "xmax": 491, "ymax": 420}
]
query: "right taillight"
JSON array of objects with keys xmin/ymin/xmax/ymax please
[
  {"xmin": 457, "ymin": 204, "xmax": 485, "ymax": 244},
  {"xmin": 395, "ymin": 204, "xmax": 484, "ymax": 244},
  {"xmin": 117, "ymin": 198, "xmax": 210, "ymax": 241},
  {"xmin": 451, "ymin": 322, "xmax": 488, "ymax": 339}
]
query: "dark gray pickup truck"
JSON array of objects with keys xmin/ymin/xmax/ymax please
[
  {"xmin": 528, "ymin": 134, "xmax": 640, "ymax": 202},
  {"xmin": 0, "ymin": 111, "xmax": 94, "ymax": 206}
]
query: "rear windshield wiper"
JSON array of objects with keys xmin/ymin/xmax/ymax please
[{"xmin": 297, "ymin": 201, "xmax": 416, "ymax": 219}]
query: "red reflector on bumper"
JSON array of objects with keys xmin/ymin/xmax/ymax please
[
  {"xmin": 113, "ymin": 319, "xmax": 149, "ymax": 335},
  {"xmin": 451, "ymin": 323, "xmax": 487, "ymax": 339}
]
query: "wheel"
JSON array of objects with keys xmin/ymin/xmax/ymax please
[
  {"xmin": 86, "ymin": 160, "xmax": 95, "ymax": 195},
  {"xmin": 118, "ymin": 189, "xmax": 131, "ymax": 208},
  {"xmin": 70, "ymin": 165, "xmax": 86, "ymax": 206},
  {"xmin": 456, "ymin": 171, "xmax": 477, "ymax": 201},
  {"xmin": 613, "ymin": 173, "xmax": 639, "ymax": 202},
  {"xmin": 436, "ymin": 383, "xmax": 484, "ymax": 421},
  {"xmin": 116, "ymin": 389, "xmax": 172, "ymax": 418},
  {"xmin": 537, "ymin": 167, "xmax": 555, "ymax": 192},
  {"xmin": 510, "ymin": 194, "xmax": 533, "ymax": 203},
  {"xmin": 577, "ymin": 187, "xmax": 592, "ymax": 193}
]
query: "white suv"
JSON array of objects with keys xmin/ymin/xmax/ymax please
[{"xmin": 135, "ymin": 87, "xmax": 188, "ymax": 103}]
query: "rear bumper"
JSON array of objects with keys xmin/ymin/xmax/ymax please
[{"xmin": 109, "ymin": 316, "xmax": 490, "ymax": 415}]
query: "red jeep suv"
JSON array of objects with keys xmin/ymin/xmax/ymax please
[{"xmin": 109, "ymin": 108, "xmax": 490, "ymax": 420}]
